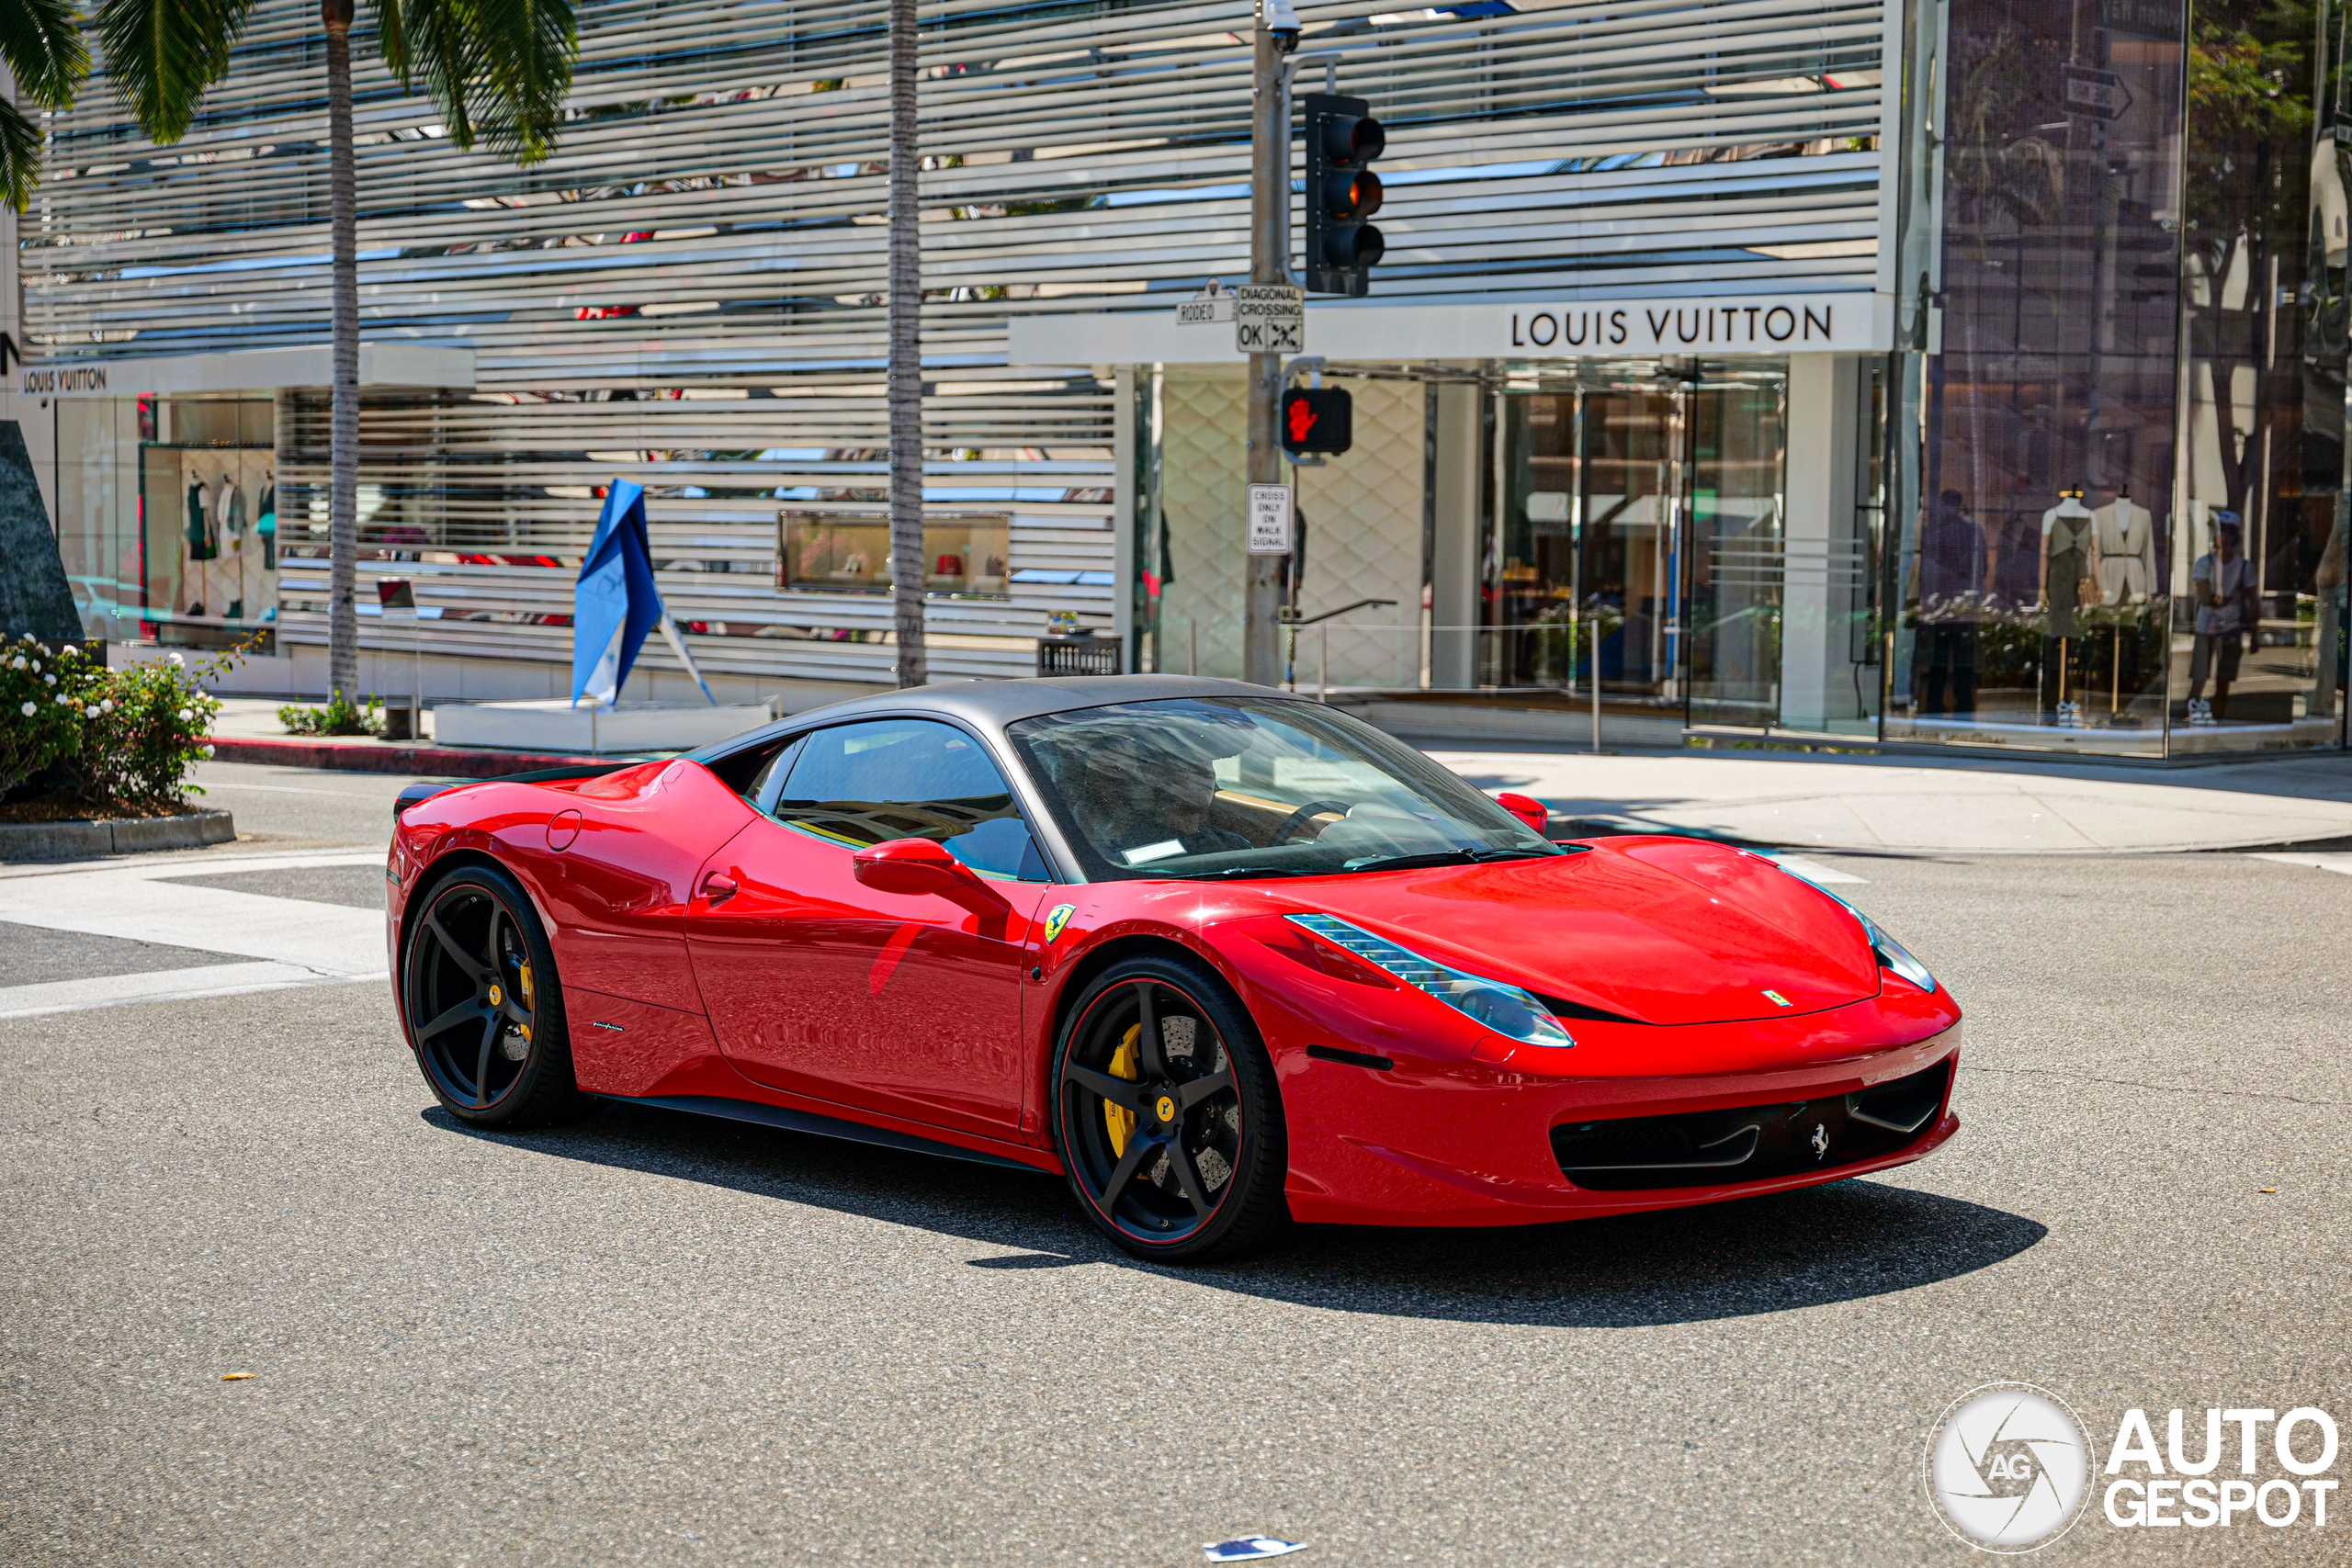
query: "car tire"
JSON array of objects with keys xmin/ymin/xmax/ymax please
[
  {"xmin": 1051, "ymin": 951, "xmax": 1290, "ymax": 1262},
  {"xmin": 401, "ymin": 863, "xmax": 586, "ymax": 1128}
]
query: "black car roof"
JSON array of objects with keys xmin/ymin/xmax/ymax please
[{"xmin": 686, "ymin": 674, "xmax": 1291, "ymax": 762}]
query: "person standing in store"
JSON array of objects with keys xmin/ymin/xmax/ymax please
[
  {"xmin": 1917, "ymin": 489, "xmax": 1989, "ymax": 716},
  {"xmin": 2187, "ymin": 513, "xmax": 2257, "ymax": 725}
]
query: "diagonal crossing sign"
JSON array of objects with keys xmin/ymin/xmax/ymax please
[{"xmin": 1235, "ymin": 285, "xmax": 1305, "ymax": 355}]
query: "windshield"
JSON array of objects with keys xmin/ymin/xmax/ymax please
[{"xmin": 1007, "ymin": 696, "xmax": 1562, "ymax": 880}]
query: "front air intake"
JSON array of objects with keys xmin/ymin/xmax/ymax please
[{"xmin": 1550, "ymin": 1057, "xmax": 1953, "ymax": 1190}]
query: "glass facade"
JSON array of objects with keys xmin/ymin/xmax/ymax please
[{"xmin": 1890, "ymin": 0, "xmax": 2352, "ymax": 754}]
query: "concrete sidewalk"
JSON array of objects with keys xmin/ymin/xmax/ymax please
[
  {"xmin": 1430, "ymin": 745, "xmax": 2352, "ymax": 854},
  {"xmin": 219, "ymin": 696, "xmax": 2352, "ymax": 855}
]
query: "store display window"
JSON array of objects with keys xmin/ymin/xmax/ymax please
[
  {"xmin": 775, "ymin": 512, "xmax": 1010, "ymax": 598},
  {"xmin": 137, "ymin": 400, "xmax": 278, "ymax": 649}
]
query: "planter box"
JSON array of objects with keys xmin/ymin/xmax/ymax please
[
  {"xmin": 0, "ymin": 807, "xmax": 235, "ymax": 863},
  {"xmin": 430, "ymin": 699, "xmax": 774, "ymax": 755}
]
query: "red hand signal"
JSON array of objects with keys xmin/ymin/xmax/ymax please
[{"xmin": 1286, "ymin": 397, "xmax": 1317, "ymax": 445}]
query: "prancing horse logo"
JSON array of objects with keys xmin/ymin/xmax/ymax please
[{"xmin": 1809, "ymin": 1122, "xmax": 1830, "ymax": 1159}]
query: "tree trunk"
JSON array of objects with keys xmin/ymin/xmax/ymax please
[
  {"xmin": 323, "ymin": 0, "xmax": 361, "ymax": 706},
  {"xmin": 887, "ymin": 0, "xmax": 926, "ymax": 688}
]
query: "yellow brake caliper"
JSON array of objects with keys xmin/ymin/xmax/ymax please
[
  {"xmin": 1104, "ymin": 1023, "xmax": 1140, "ymax": 1156},
  {"xmin": 516, "ymin": 961, "xmax": 535, "ymax": 1043}
]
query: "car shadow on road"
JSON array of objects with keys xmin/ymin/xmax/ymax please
[{"xmin": 424, "ymin": 1100, "xmax": 2045, "ymax": 1329}]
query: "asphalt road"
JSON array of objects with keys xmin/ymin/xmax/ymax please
[{"xmin": 3, "ymin": 768, "xmax": 2348, "ymax": 1565}]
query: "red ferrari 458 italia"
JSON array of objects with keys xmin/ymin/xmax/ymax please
[{"xmin": 387, "ymin": 675, "xmax": 1960, "ymax": 1260}]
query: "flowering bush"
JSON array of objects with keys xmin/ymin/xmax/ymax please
[
  {"xmin": 0, "ymin": 635, "xmax": 104, "ymax": 795},
  {"xmin": 0, "ymin": 638, "xmax": 225, "ymax": 813},
  {"xmin": 72, "ymin": 654, "xmax": 223, "ymax": 807},
  {"xmin": 279, "ymin": 689, "xmax": 383, "ymax": 738}
]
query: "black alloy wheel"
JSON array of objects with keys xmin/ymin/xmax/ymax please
[
  {"xmin": 402, "ymin": 865, "xmax": 583, "ymax": 1127},
  {"xmin": 1053, "ymin": 953, "xmax": 1288, "ymax": 1260}
]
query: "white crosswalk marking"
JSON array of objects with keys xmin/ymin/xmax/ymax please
[
  {"xmin": 2249, "ymin": 852, "xmax": 2352, "ymax": 875},
  {"xmin": 0, "ymin": 850, "xmax": 390, "ymax": 1017}
]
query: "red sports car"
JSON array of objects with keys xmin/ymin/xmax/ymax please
[{"xmin": 388, "ymin": 676, "xmax": 1960, "ymax": 1261}]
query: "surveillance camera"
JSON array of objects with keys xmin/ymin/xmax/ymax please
[{"xmin": 1263, "ymin": 0, "xmax": 1302, "ymax": 51}]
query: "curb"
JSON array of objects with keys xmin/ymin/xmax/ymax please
[
  {"xmin": 0, "ymin": 808, "xmax": 236, "ymax": 863},
  {"xmin": 205, "ymin": 737, "xmax": 618, "ymax": 778}
]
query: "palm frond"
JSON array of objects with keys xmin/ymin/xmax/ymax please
[
  {"xmin": 0, "ymin": 93, "xmax": 46, "ymax": 211},
  {"xmin": 375, "ymin": 0, "xmax": 572, "ymax": 167},
  {"xmin": 373, "ymin": 0, "xmax": 483, "ymax": 152},
  {"xmin": 0, "ymin": 0, "xmax": 89, "ymax": 109},
  {"xmin": 93, "ymin": 0, "xmax": 256, "ymax": 146},
  {"xmin": 469, "ymin": 0, "xmax": 575, "ymax": 165}
]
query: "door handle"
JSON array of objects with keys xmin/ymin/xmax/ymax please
[{"xmin": 702, "ymin": 872, "xmax": 739, "ymax": 905}]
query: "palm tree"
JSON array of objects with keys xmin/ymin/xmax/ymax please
[
  {"xmin": 0, "ymin": 0, "xmax": 86, "ymax": 212},
  {"xmin": 887, "ymin": 0, "xmax": 926, "ymax": 688},
  {"xmin": 1, "ymin": 0, "xmax": 575, "ymax": 713}
]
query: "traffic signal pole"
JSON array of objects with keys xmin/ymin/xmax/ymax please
[{"xmin": 1244, "ymin": 15, "xmax": 1288, "ymax": 688}]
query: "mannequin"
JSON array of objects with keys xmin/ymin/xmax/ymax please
[
  {"xmin": 256, "ymin": 468, "xmax": 277, "ymax": 572},
  {"xmin": 219, "ymin": 470, "xmax": 246, "ymax": 621},
  {"xmin": 2040, "ymin": 488, "xmax": 2098, "ymax": 725},
  {"xmin": 2093, "ymin": 487, "xmax": 2154, "ymax": 604},
  {"xmin": 2093, "ymin": 486, "xmax": 2156, "ymax": 718},
  {"xmin": 184, "ymin": 464, "xmax": 214, "ymax": 616}
]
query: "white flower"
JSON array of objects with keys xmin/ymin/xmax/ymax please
[
  {"xmin": 167, "ymin": 652, "xmax": 185, "ymax": 667},
  {"xmin": 201, "ymin": 744, "xmax": 214, "ymax": 758},
  {"xmin": 84, "ymin": 705, "xmax": 99, "ymax": 718},
  {"xmin": 98, "ymin": 699, "xmax": 113, "ymax": 714},
  {"xmin": 177, "ymin": 707, "xmax": 194, "ymax": 722},
  {"xmin": 18, "ymin": 701, "xmax": 32, "ymax": 716},
  {"xmin": 7, "ymin": 656, "xmax": 22, "ymax": 670},
  {"xmin": 43, "ymin": 672, "xmax": 54, "ymax": 685},
  {"xmin": 55, "ymin": 694, "xmax": 70, "ymax": 705},
  {"xmin": 28, "ymin": 660, "xmax": 39, "ymax": 672}
]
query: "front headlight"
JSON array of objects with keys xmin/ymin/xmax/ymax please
[
  {"xmin": 1286, "ymin": 913, "xmax": 1577, "ymax": 1048},
  {"xmin": 1855, "ymin": 908, "xmax": 1937, "ymax": 993}
]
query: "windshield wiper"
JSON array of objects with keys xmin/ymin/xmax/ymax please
[
  {"xmin": 1164, "ymin": 865, "xmax": 1321, "ymax": 880},
  {"xmin": 1342, "ymin": 847, "xmax": 1556, "ymax": 874}
]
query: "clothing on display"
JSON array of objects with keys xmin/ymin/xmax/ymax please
[
  {"xmin": 2092, "ymin": 493, "xmax": 2155, "ymax": 604},
  {"xmin": 220, "ymin": 477, "xmax": 245, "ymax": 550},
  {"xmin": 256, "ymin": 478, "xmax": 277, "ymax": 572},
  {"xmin": 2039, "ymin": 491, "xmax": 2097, "ymax": 638},
  {"xmin": 185, "ymin": 479, "xmax": 215, "ymax": 562}
]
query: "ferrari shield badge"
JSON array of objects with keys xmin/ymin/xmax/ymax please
[
  {"xmin": 1762, "ymin": 988, "xmax": 1792, "ymax": 1008},
  {"xmin": 1810, "ymin": 1122, "xmax": 1830, "ymax": 1158},
  {"xmin": 1042, "ymin": 903, "xmax": 1076, "ymax": 943}
]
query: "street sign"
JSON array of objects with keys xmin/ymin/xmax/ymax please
[
  {"xmin": 2062, "ymin": 65, "xmax": 2129, "ymax": 120},
  {"xmin": 1177, "ymin": 279, "xmax": 1235, "ymax": 325},
  {"xmin": 1247, "ymin": 483, "xmax": 1294, "ymax": 555},
  {"xmin": 1236, "ymin": 285, "xmax": 1305, "ymax": 355}
]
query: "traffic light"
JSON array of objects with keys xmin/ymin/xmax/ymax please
[
  {"xmin": 1302, "ymin": 93, "xmax": 1385, "ymax": 297},
  {"xmin": 1281, "ymin": 387, "xmax": 1353, "ymax": 457}
]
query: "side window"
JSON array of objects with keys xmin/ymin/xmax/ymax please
[
  {"xmin": 775, "ymin": 719, "xmax": 1048, "ymax": 880},
  {"xmin": 749, "ymin": 736, "xmax": 804, "ymax": 815}
]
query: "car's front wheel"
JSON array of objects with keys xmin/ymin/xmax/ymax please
[
  {"xmin": 402, "ymin": 864, "xmax": 584, "ymax": 1127},
  {"xmin": 1052, "ymin": 952, "xmax": 1288, "ymax": 1261}
]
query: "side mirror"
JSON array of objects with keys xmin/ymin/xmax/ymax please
[
  {"xmin": 1496, "ymin": 792, "xmax": 1549, "ymax": 836},
  {"xmin": 853, "ymin": 837, "xmax": 984, "ymax": 897}
]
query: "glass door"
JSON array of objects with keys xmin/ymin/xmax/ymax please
[
  {"xmin": 1686, "ymin": 384, "xmax": 1788, "ymax": 725},
  {"xmin": 1492, "ymin": 371, "xmax": 1786, "ymax": 719}
]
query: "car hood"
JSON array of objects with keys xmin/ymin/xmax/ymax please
[{"xmin": 1272, "ymin": 836, "xmax": 1882, "ymax": 1026}]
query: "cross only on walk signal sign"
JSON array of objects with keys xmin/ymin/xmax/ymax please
[{"xmin": 1236, "ymin": 285, "xmax": 1305, "ymax": 355}]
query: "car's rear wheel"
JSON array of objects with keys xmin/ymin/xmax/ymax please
[
  {"xmin": 1052, "ymin": 953, "xmax": 1288, "ymax": 1261},
  {"xmin": 402, "ymin": 864, "xmax": 584, "ymax": 1127}
]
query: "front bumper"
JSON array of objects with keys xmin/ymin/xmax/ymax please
[{"xmin": 1232, "ymin": 932, "xmax": 1964, "ymax": 1226}]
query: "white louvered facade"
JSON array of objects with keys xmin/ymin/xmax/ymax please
[{"xmin": 21, "ymin": 0, "xmax": 1897, "ymax": 700}]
